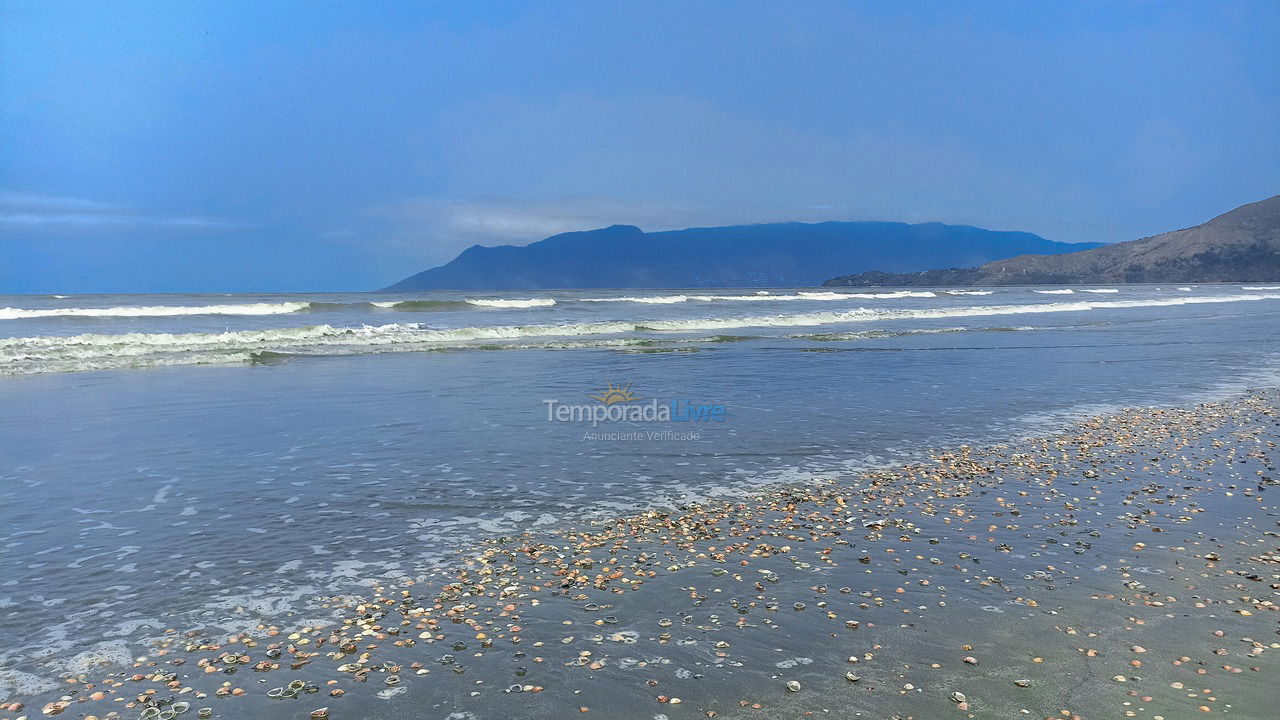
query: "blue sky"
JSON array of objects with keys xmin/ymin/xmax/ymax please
[{"xmin": 2, "ymin": 1, "xmax": 1278, "ymax": 293}]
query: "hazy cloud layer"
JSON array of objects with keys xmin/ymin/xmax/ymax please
[{"xmin": 0, "ymin": 192, "xmax": 244, "ymax": 232}]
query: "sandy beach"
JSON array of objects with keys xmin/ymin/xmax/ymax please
[
  {"xmin": 6, "ymin": 388, "xmax": 1276, "ymax": 720},
  {"xmin": 8, "ymin": 4, "xmax": 1280, "ymax": 718}
]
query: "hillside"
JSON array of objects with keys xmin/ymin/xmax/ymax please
[
  {"xmin": 383, "ymin": 221, "xmax": 1095, "ymax": 290},
  {"xmin": 825, "ymin": 196, "xmax": 1280, "ymax": 286}
]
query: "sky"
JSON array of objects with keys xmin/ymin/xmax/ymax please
[{"xmin": 2, "ymin": 1, "xmax": 1278, "ymax": 293}]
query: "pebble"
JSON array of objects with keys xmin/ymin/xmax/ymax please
[{"xmin": 12, "ymin": 392, "xmax": 1279, "ymax": 720}]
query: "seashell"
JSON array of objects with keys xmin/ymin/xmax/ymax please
[
  {"xmin": 171, "ymin": 702, "xmax": 190, "ymax": 714},
  {"xmin": 384, "ymin": 675, "xmax": 400, "ymax": 686}
]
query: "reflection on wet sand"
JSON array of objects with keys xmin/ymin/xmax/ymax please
[{"xmin": 14, "ymin": 390, "xmax": 1278, "ymax": 720}]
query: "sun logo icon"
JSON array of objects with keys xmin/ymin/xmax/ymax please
[{"xmin": 589, "ymin": 382, "xmax": 639, "ymax": 405}]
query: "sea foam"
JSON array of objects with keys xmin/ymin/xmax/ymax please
[
  {"xmin": 0, "ymin": 302, "xmax": 310, "ymax": 319},
  {"xmin": 465, "ymin": 298, "xmax": 557, "ymax": 308},
  {"xmin": 579, "ymin": 290, "xmax": 936, "ymax": 303},
  {"xmin": 4, "ymin": 293, "xmax": 1278, "ymax": 375}
]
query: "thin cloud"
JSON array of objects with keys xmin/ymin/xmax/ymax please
[{"xmin": 0, "ymin": 191, "xmax": 246, "ymax": 232}]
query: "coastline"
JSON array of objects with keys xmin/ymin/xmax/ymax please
[{"xmin": 6, "ymin": 389, "xmax": 1277, "ymax": 720}]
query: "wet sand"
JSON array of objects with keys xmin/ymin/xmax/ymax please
[{"xmin": 5, "ymin": 390, "xmax": 1278, "ymax": 720}]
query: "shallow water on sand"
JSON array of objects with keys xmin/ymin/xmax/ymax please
[
  {"xmin": 1, "ymin": 285, "xmax": 1279, "ymax": 717},
  {"xmin": 9, "ymin": 391, "xmax": 1277, "ymax": 720}
]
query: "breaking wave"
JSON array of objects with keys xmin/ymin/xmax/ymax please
[
  {"xmin": 4, "ymin": 293, "xmax": 1278, "ymax": 375},
  {"xmin": 371, "ymin": 300, "xmax": 473, "ymax": 311},
  {"xmin": 579, "ymin": 290, "xmax": 937, "ymax": 303},
  {"xmin": 1, "ymin": 292, "xmax": 952, "ymax": 321},
  {"xmin": 580, "ymin": 295, "xmax": 692, "ymax": 304},
  {"xmin": 0, "ymin": 302, "xmax": 310, "ymax": 320},
  {"xmin": 465, "ymin": 298, "xmax": 557, "ymax": 308}
]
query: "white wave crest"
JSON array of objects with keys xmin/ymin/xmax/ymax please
[
  {"xmin": 5, "ymin": 293, "xmax": 1279, "ymax": 375},
  {"xmin": 0, "ymin": 302, "xmax": 310, "ymax": 320},
  {"xmin": 1242, "ymin": 285, "xmax": 1280, "ymax": 290},
  {"xmin": 944, "ymin": 290, "xmax": 994, "ymax": 295},
  {"xmin": 1080, "ymin": 288, "xmax": 1119, "ymax": 293},
  {"xmin": 580, "ymin": 295, "xmax": 690, "ymax": 304},
  {"xmin": 1034, "ymin": 289, "xmax": 1074, "ymax": 294},
  {"xmin": 465, "ymin": 298, "xmax": 557, "ymax": 308},
  {"xmin": 580, "ymin": 290, "xmax": 936, "ymax": 303}
]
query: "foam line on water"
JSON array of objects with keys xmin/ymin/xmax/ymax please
[
  {"xmin": 465, "ymin": 298, "xmax": 557, "ymax": 308},
  {"xmin": 3, "ymin": 293, "xmax": 1278, "ymax": 375},
  {"xmin": 0, "ymin": 302, "xmax": 311, "ymax": 319},
  {"xmin": 579, "ymin": 290, "xmax": 937, "ymax": 303}
]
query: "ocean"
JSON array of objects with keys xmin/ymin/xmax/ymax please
[{"xmin": 1, "ymin": 284, "xmax": 1279, "ymax": 717}]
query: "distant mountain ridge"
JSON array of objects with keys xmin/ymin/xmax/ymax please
[
  {"xmin": 383, "ymin": 221, "xmax": 1097, "ymax": 290},
  {"xmin": 825, "ymin": 195, "xmax": 1280, "ymax": 287}
]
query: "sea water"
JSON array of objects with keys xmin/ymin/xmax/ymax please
[{"xmin": 1, "ymin": 283, "xmax": 1278, "ymax": 709}]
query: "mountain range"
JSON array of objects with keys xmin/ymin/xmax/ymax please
[
  {"xmin": 383, "ymin": 221, "xmax": 1096, "ymax": 290},
  {"xmin": 825, "ymin": 195, "xmax": 1280, "ymax": 287}
]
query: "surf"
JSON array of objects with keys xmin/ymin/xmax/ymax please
[
  {"xmin": 0, "ymin": 302, "xmax": 310, "ymax": 319},
  {"xmin": 5, "ymin": 292, "xmax": 1279, "ymax": 375}
]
